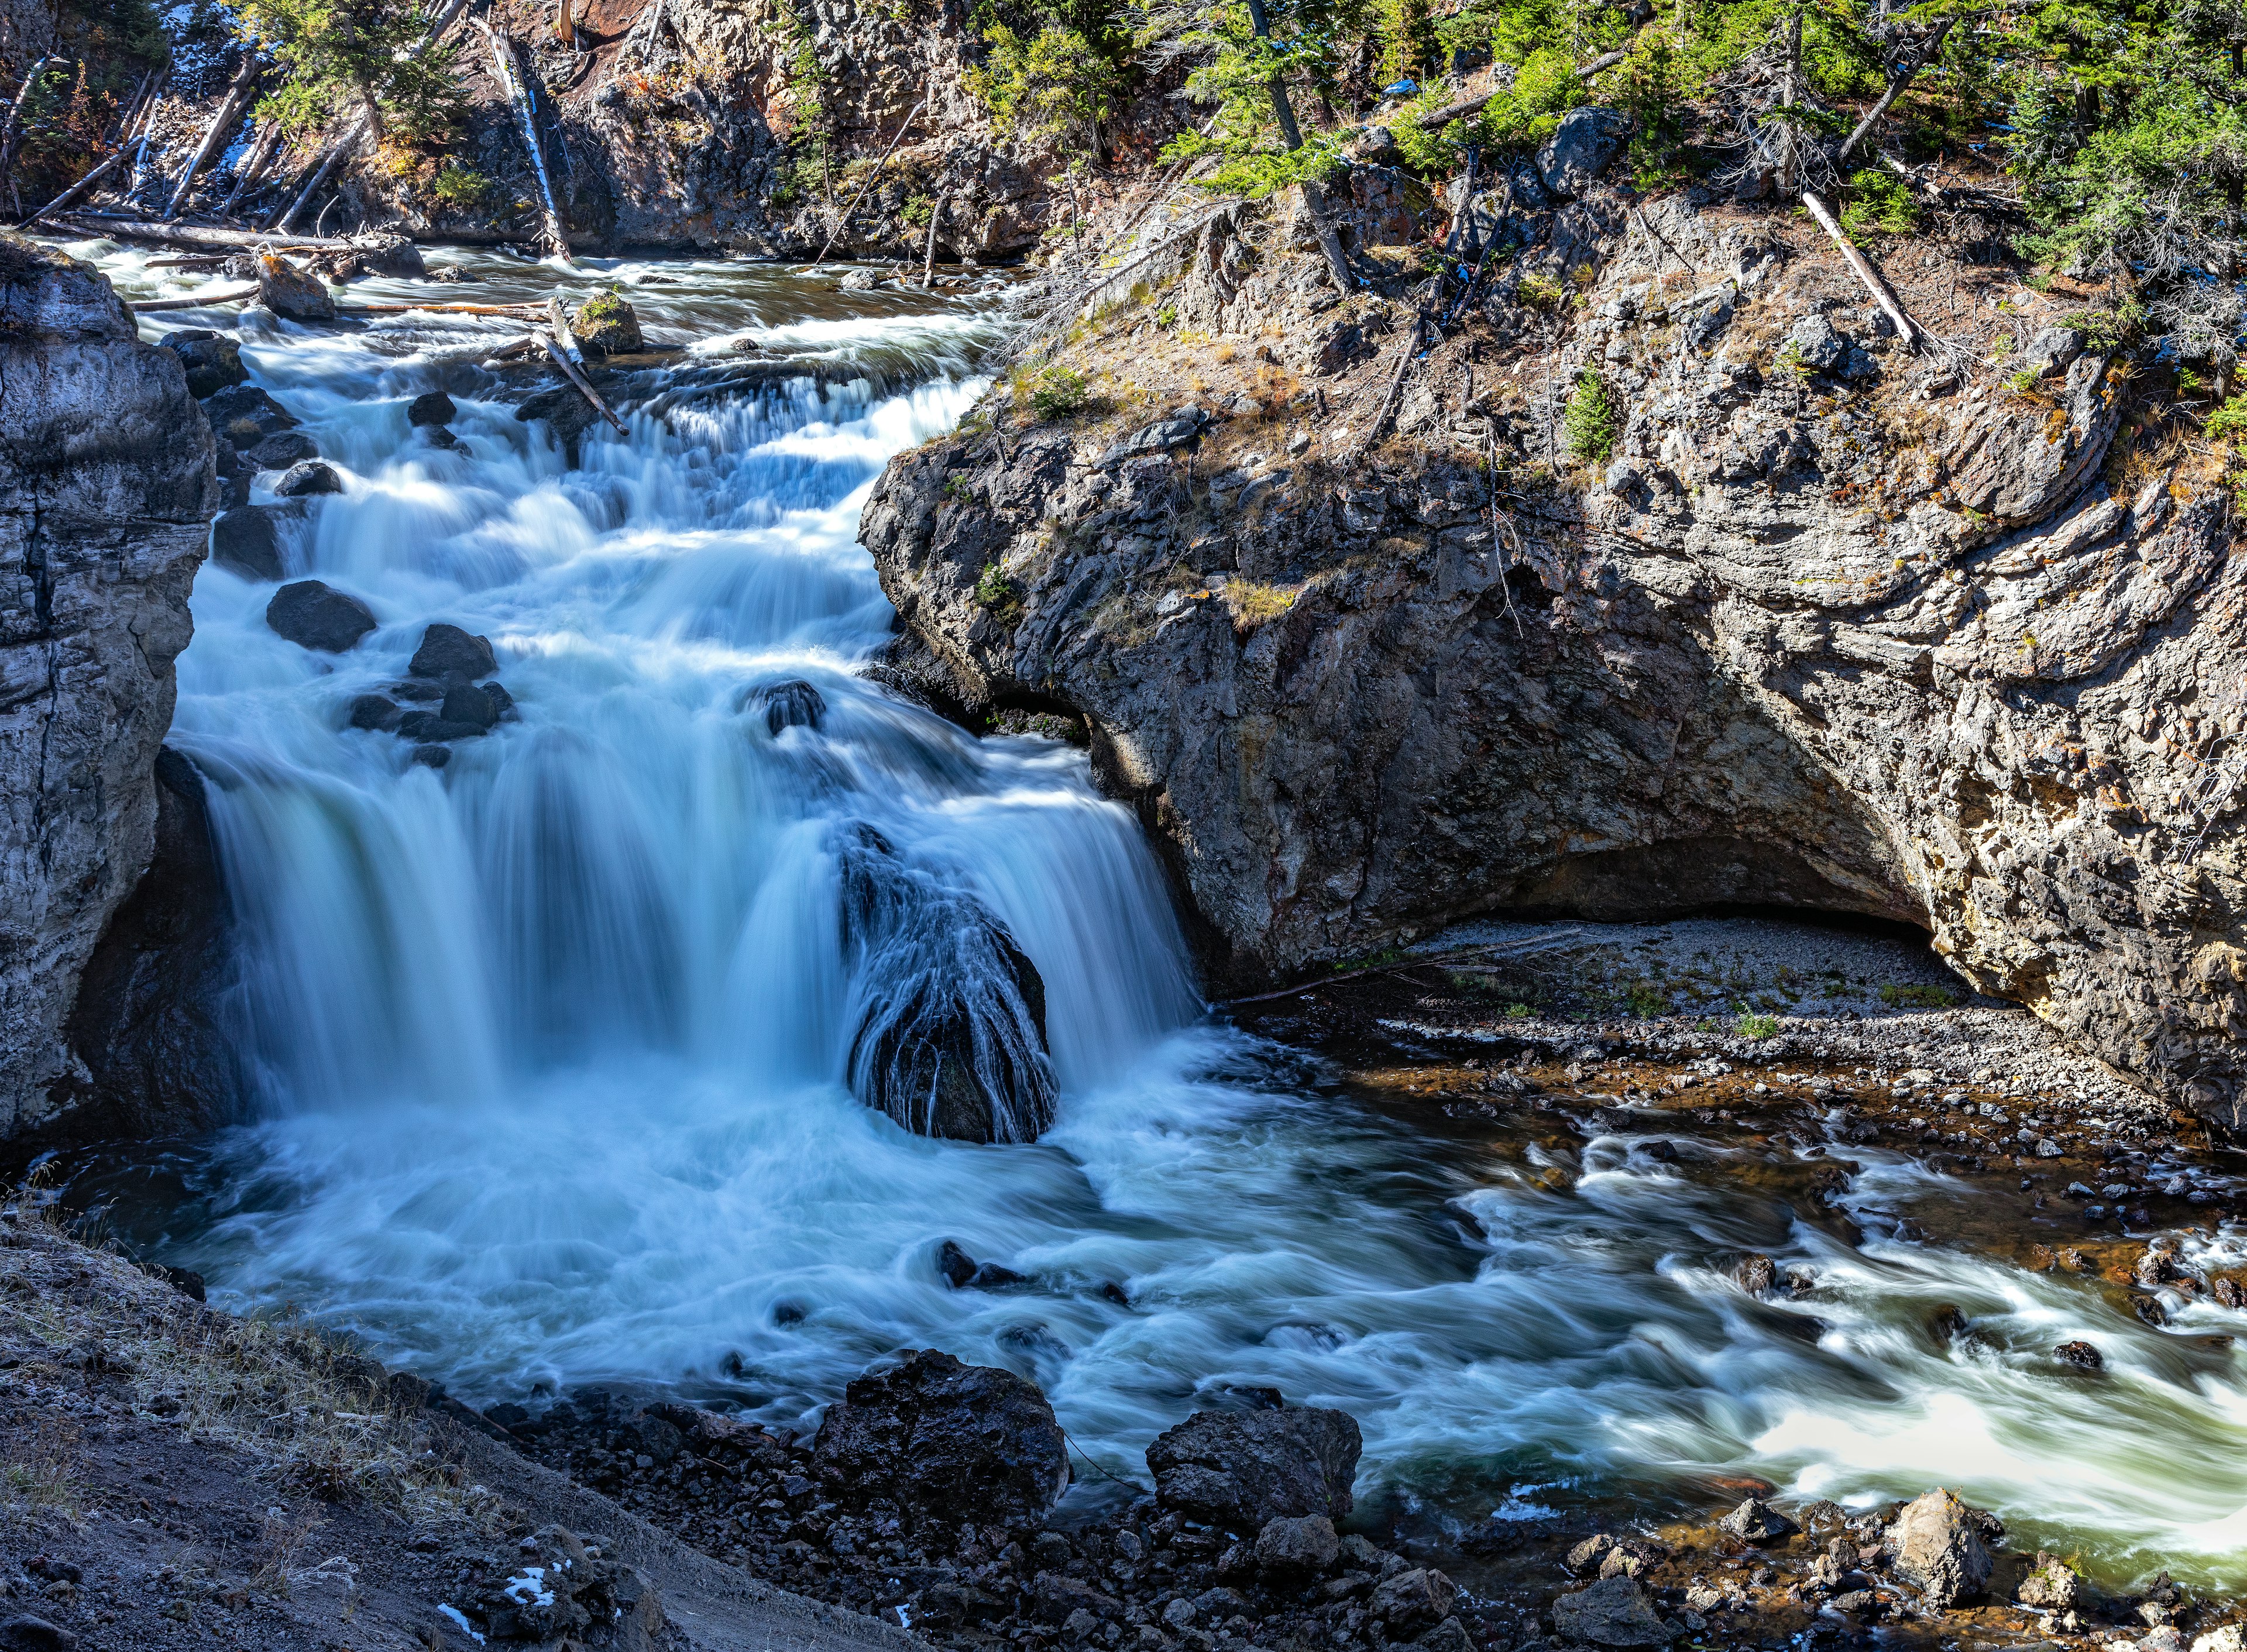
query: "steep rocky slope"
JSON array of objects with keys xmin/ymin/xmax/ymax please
[
  {"xmin": 860, "ymin": 166, "xmax": 2247, "ymax": 1130},
  {"xmin": 0, "ymin": 239, "xmax": 214, "ymax": 1145}
]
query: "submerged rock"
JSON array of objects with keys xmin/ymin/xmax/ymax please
[
  {"xmin": 812, "ymin": 1348, "xmax": 1068, "ymax": 1527},
  {"xmin": 266, "ymin": 580, "xmax": 375, "ymax": 652},
  {"xmin": 347, "ymin": 693, "xmax": 403, "ymax": 732},
  {"xmin": 1144, "ymin": 1406, "xmax": 1362, "ymax": 1529},
  {"xmin": 838, "ymin": 825, "xmax": 1058, "ymax": 1143},
  {"xmin": 1891, "ymin": 1488, "xmax": 1995, "ymax": 1608},
  {"xmin": 757, "ymin": 678, "xmax": 826, "ymax": 736}
]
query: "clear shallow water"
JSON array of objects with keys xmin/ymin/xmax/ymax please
[{"xmin": 57, "ymin": 242, "xmax": 2247, "ymax": 1589}]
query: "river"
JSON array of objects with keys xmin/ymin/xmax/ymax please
[{"xmin": 53, "ymin": 239, "xmax": 2247, "ymax": 1593}]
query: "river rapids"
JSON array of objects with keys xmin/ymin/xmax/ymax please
[{"xmin": 54, "ymin": 241, "xmax": 2247, "ymax": 1594}]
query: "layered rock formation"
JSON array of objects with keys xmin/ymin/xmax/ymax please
[
  {"xmin": 0, "ymin": 238, "xmax": 215, "ymax": 1143},
  {"xmin": 861, "ymin": 185, "xmax": 2247, "ymax": 1130}
]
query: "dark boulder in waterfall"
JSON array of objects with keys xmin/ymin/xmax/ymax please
[
  {"xmin": 757, "ymin": 679, "xmax": 826, "ymax": 736},
  {"xmin": 266, "ymin": 580, "xmax": 376, "ymax": 652},
  {"xmin": 249, "ymin": 429, "xmax": 320, "ymax": 472},
  {"xmin": 161, "ymin": 328, "xmax": 246, "ymax": 398},
  {"xmin": 1145, "ymin": 1407, "xmax": 1363, "ymax": 1530},
  {"xmin": 348, "ymin": 693, "xmax": 403, "ymax": 732},
  {"xmin": 203, "ymin": 382, "xmax": 299, "ymax": 448},
  {"xmin": 408, "ymin": 390, "xmax": 456, "ymax": 427},
  {"xmin": 837, "ymin": 825, "xmax": 1058, "ymax": 1143},
  {"xmin": 210, "ymin": 504, "xmax": 294, "ymax": 581},
  {"xmin": 812, "ymin": 1348, "xmax": 1068, "ymax": 1527},
  {"xmin": 410, "ymin": 622, "xmax": 497, "ymax": 681},
  {"xmin": 273, "ymin": 459, "xmax": 343, "ymax": 498},
  {"xmin": 937, "ymin": 1239, "xmax": 1025, "ymax": 1289}
]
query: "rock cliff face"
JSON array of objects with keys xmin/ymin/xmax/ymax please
[
  {"xmin": 860, "ymin": 185, "xmax": 2247, "ymax": 1131},
  {"xmin": 391, "ymin": 0, "xmax": 1162, "ymax": 259},
  {"xmin": 0, "ymin": 239, "xmax": 215, "ymax": 1145}
]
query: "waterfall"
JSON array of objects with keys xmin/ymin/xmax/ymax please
[{"xmin": 61, "ymin": 242, "xmax": 2247, "ymax": 1591}]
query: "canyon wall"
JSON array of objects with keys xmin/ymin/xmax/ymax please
[
  {"xmin": 0, "ymin": 238, "xmax": 215, "ymax": 1145},
  {"xmin": 861, "ymin": 184, "xmax": 2247, "ymax": 1130}
]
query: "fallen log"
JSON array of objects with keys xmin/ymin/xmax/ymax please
[
  {"xmin": 163, "ymin": 53, "xmax": 259, "ymax": 220},
  {"xmin": 217, "ymin": 116, "xmax": 284, "ymax": 217},
  {"xmin": 344, "ymin": 300, "xmax": 544, "ymax": 316},
  {"xmin": 535, "ymin": 328, "xmax": 627, "ymax": 434},
  {"xmin": 1801, "ymin": 188, "xmax": 1922, "ymax": 349},
  {"xmin": 128, "ymin": 284, "xmax": 259, "ymax": 311},
  {"xmin": 46, "ymin": 216, "xmax": 361, "ymax": 252},
  {"xmin": 547, "ymin": 294, "xmax": 586, "ymax": 364}
]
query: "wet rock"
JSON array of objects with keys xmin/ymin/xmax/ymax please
[
  {"xmin": 407, "ymin": 390, "xmax": 456, "ymax": 427},
  {"xmin": 411, "ymin": 744, "xmax": 451, "ymax": 769},
  {"xmin": 516, "ymin": 381, "xmax": 602, "ymax": 464},
  {"xmin": 272, "ymin": 459, "xmax": 342, "ymax": 498},
  {"xmin": 758, "ymin": 678, "xmax": 826, "ymax": 735},
  {"xmin": 1550, "ymin": 1575, "xmax": 1672, "ymax": 1647},
  {"xmin": 1256, "ymin": 1513, "xmax": 1340, "ymax": 1578},
  {"xmin": 160, "ymin": 328, "xmax": 245, "ymax": 398},
  {"xmin": 212, "ymin": 440, "xmax": 250, "ymax": 508},
  {"xmin": 256, "ymin": 252, "xmax": 336, "ymax": 322},
  {"xmin": 839, "ymin": 825, "xmax": 1058, "ymax": 1142},
  {"xmin": 571, "ymin": 291, "xmax": 644, "ymax": 354},
  {"xmin": 441, "ymin": 683, "xmax": 501, "ymax": 732},
  {"xmin": 423, "ymin": 425, "xmax": 462, "ymax": 450},
  {"xmin": 839, "ymin": 268, "xmax": 879, "ymax": 292},
  {"xmin": 1145, "ymin": 1406, "xmax": 1362, "ymax": 1529},
  {"xmin": 2018, "ymin": 1551, "xmax": 2083, "ymax": 1609},
  {"xmin": 1733, "ymin": 1253, "xmax": 1779, "ymax": 1295},
  {"xmin": 1414, "ymin": 1620, "xmax": 1473, "ymax": 1652},
  {"xmin": 936, "ymin": 1239, "xmax": 1023, "ymax": 1289},
  {"xmin": 266, "ymin": 580, "xmax": 376, "ymax": 652},
  {"xmin": 1535, "ymin": 106, "xmax": 1630, "ymax": 199},
  {"xmin": 2191, "ymin": 1627, "xmax": 2247, "ymax": 1652},
  {"xmin": 348, "ymin": 693, "xmax": 403, "ymax": 732},
  {"xmin": 1566, "ymin": 1534, "xmax": 1616, "ymax": 1574},
  {"xmin": 812, "ymin": 1348, "xmax": 1069, "ymax": 1527},
  {"xmin": 1717, "ymin": 1497, "xmax": 1797, "ymax": 1543},
  {"xmin": 202, "ymin": 381, "xmax": 298, "ymax": 447},
  {"xmin": 209, "ymin": 504, "xmax": 293, "ymax": 581},
  {"xmin": 352, "ymin": 233, "xmax": 425, "ymax": 279},
  {"xmin": 2055, "ymin": 1339, "xmax": 2105, "ymax": 1369},
  {"xmin": 249, "ymin": 429, "xmax": 319, "ymax": 471},
  {"xmin": 398, "ymin": 710, "xmax": 490, "ymax": 742},
  {"xmin": 409, "ymin": 622, "xmax": 497, "ymax": 681},
  {"xmin": 1891, "ymin": 1489, "xmax": 1994, "ymax": 1608},
  {"xmin": 1372, "ymin": 1568, "xmax": 1458, "ymax": 1634},
  {"xmin": 1929, "ymin": 1304, "xmax": 1970, "ymax": 1343},
  {"xmin": 484, "ymin": 682, "xmax": 517, "ymax": 721},
  {"xmin": 2216, "ymin": 1276, "xmax": 2245, "ymax": 1309},
  {"xmin": 430, "ymin": 263, "xmax": 479, "ymax": 283}
]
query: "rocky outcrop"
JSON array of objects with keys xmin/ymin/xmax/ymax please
[
  {"xmin": 861, "ymin": 186, "xmax": 2247, "ymax": 1132},
  {"xmin": 0, "ymin": 238, "xmax": 215, "ymax": 1147},
  {"xmin": 1143, "ymin": 1406, "xmax": 1363, "ymax": 1529}
]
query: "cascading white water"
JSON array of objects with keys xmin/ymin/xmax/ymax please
[{"xmin": 66, "ymin": 243, "xmax": 2247, "ymax": 1591}]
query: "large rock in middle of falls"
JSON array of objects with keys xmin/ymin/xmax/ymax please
[
  {"xmin": 837, "ymin": 824, "xmax": 1058, "ymax": 1142},
  {"xmin": 813, "ymin": 1348, "xmax": 1068, "ymax": 1527}
]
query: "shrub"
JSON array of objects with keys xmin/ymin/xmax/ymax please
[
  {"xmin": 1736, "ymin": 1009, "xmax": 1781, "ymax": 1040},
  {"xmin": 1840, "ymin": 167, "xmax": 1920, "ymax": 239},
  {"xmin": 1224, "ymin": 581, "xmax": 1298, "ymax": 631},
  {"xmin": 431, "ymin": 159, "xmax": 495, "ymax": 209},
  {"xmin": 1024, "ymin": 364, "xmax": 1090, "ymax": 421},
  {"xmin": 1878, "ymin": 983, "xmax": 1957, "ymax": 1009},
  {"xmin": 974, "ymin": 562, "xmax": 1016, "ymax": 608},
  {"xmin": 1564, "ymin": 368, "xmax": 1620, "ymax": 462}
]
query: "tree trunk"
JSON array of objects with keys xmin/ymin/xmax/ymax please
[
  {"xmin": 477, "ymin": 19, "xmax": 572, "ymax": 260},
  {"xmin": 0, "ymin": 56, "xmax": 53, "ymax": 199},
  {"xmin": 921, "ymin": 189, "xmax": 948, "ymax": 287},
  {"xmin": 163, "ymin": 53, "xmax": 260, "ymax": 220},
  {"xmin": 1243, "ymin": 0, "xmax": 1355, "ymax": 295}
]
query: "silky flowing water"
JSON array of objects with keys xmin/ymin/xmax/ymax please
[{"xmin": 53, "ymin": 241, "xmax": 2247, "ymax": 1592}]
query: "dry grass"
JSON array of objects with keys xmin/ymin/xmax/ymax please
[
  {"xmin": 1223, "ymin": 580, "xmax": 1300, "ymax": 633},
  {"xmin": 0, "ymin": 1199, "xmax": 501, "ymax": 1535}
]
